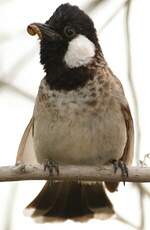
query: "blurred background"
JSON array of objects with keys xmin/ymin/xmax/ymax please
[{"xmin": 0, "ymin": 0, "xmax": 150, "ymax": 229}]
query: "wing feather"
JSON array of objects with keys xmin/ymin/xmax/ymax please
[
  {"xmin": 121, "ymin": 104, "xmax": 134, "ymax": 165},
  {"xmin": 16, "ymin": 117, "xmax": 37, "ymax": 164},
  {"xmin": 105, "ymin": 102, "xmax": 134, "ymax": 192}
]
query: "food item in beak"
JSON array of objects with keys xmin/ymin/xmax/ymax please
[{"xmin": 27, "ymin": 24, "xmax": 42, "ymax": 39}]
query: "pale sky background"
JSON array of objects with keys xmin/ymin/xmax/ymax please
[{"xmin": 0, "ymin": 0, "xmax": 150, "ymax": 229}]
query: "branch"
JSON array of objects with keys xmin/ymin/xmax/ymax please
[
  {"xmin": 100, "ymin": 0, "xmax": 128, "ymax": 32},
  {"xmin": 84, "ymin": 0, "xmax": 107, "ymax": 14},
  {"xmin": 0, "ymin": 47, "xmax": 36, "ymax": 83},
  {"xmin": 0, "ymin": 80, "xmax": 35, "ymax": 101},
  {"xmin": 0, "ymin": 165, "xmax": 150, "ymax": 183},
  {"xmin": 125, "ymin": 0, "xmax": 141, "ymax": 162},
  {"xmin": 116, "ymin": 213, "xmax": 139, "ymax": 230},
  {"xmin": 124, "ymin": 1, "xmax": 145, "ymax": 229}
]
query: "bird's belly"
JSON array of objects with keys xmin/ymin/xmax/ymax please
[{"xmin": 33, "ymin": 105, "xmax": 127, "ymax": 166}]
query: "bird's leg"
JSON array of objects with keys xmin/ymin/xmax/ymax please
[
  {"xmin": 111, "ymin": 160, "xmax": 128, "ymax": 186},
  {"xmin": 43, "ymin": 159, "xmax": 59, "ymax": 176}
]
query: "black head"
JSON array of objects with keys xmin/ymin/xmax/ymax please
[
  {"xmin": 46, "ymin": 3, "xmax": 98, "ymax": 44},
  {"xmin": 27, "ymin": 3, "xmax": 102, "ymax": 90}
]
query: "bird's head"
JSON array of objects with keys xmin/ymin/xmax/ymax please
[{"xmin": 27, "ymin": 3, "xmax": 103, "ymax": 90}]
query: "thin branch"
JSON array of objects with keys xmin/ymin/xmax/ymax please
[
  {"xmin": 0, "ymin": 47, "xmax": 36, "ymax": 83},
  {"xmin": 0, "ymin": 30, "xmax": 25, "ymax": 44},
  {"xmin": 84, "ymin": 0, "xmax": 107, "ymax": 14},
  {"xmin": 116, "ymin": 213, "xmax": 139, "ymax": 229},
  {"xmin": 0, "ymin": 165, "xmax": 150, "ymax": 183},
  {"xmin": 3, "ymin": 184, "xmax": 18, "ymax": 230},
  {"xmin": 0, "ymin": 47, "xmax": 36, "ymax": 101},
  {"xmin": 100, "ymin": 0, "xmax": 128, "ymax": 32},
  {"xmin": 125, "ymin": 0, "xmax": 141, "ymax": 162},
  {"xmin": 138, "ymin": 184, "xmax": 150, "ymax": 197},
  {"xmin": 125, "ymin": 1, "xmax": 145, "ymax": 229},
  {"xmin": 138, "ymin": 186, "xmax": 145, "ymax": 230},
  {"xmin": 0, "ymin": 80, "xmax": 35, "ymax": 101}
]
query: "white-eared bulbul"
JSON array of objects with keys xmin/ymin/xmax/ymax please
[{"xmin": 16, "ymin": 3, "xmax": 134, "ymax": 222}]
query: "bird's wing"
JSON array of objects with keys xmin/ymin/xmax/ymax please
[
  {"xmin": 16, "ymin": 117, "xmax": 37, "ymax": 164},
  {"xmin": 121, "ymin": 103, "xmax": 134, "ymax": 165},
  {"xmin": 111, "ymin": 73, "xmax": 134, "ymax": 165},
  {"xmin": 105, "ymin": 101, "xmax": 134, "ymax": 193}
]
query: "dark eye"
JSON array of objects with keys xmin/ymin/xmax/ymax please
[{"xmin": 64, "ymin": 26, "xmax": 76, "ymax": 38}]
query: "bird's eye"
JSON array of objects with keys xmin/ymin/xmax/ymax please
[{"xmin": 64, "ymin": 26, "xmax": 76, "ymax": 38}]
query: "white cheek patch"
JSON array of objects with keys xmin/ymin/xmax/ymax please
[{"xmin": 64, "ymin": 34, "xmax": 95, "ymax": 68}]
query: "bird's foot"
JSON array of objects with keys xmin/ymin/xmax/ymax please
[
  {"xmin": 43, "ymin": 159, "xmax": 59, "ymax": 176},
  {"xmin": 111, "ymin": 160, "xmax": 128, "ymax": 186}
]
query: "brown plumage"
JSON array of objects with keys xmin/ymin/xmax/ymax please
[
  {"xmin": 26, "ymin": 181, "xmax": 114, "ymax": 222},
  {"xmin": 16, "ymin": 3, "xmax": 134, "ymax": 222}
]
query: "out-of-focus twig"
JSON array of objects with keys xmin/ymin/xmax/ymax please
[
  {"xmin": 125, "ymin": 1, "xmax": 145, "ymax": 229},
  {"xmin": 125, "ymin": 0, "xmax": 141, "ymax": 162},
  {"xmin": 100, "ymin": 0, "xmax": 128, "ymax": 32},
  {"xmin": 0, "ymin": 30, "xmax": 26, "ymax": 44},
  {"xmin": 0, "ymin": 47, "xmax": 36, "ymax": 100},
  {"xmin": 0, "ymin": 80, "xmax": 35, "ymax": 101},
  {"xmin": 138, "ymin": 187, "xmax": 145, "ymax": 230},
  {"xmin": 3, "ymin": 184, "xmax": 18, "ymax": 230},
  {"xmin": 84, "ymin": 0, "xmax": 107, "ymax": 13},
  {"xmin": 0, "ymin": 47, "xmax": 36, "ymax": 83},
  {"xmin": 138, "ymin": 184, "xmax": 150, "ymax": 197},
  {"xmin": 116, "ymin": 213, "xmax": 139, "ymax": 229}
]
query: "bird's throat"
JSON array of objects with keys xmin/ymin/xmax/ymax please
[{"xmin": 45, "ymin": 65, "xmax": 94, "ymax": 91}]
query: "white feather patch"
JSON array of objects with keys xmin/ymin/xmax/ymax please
[
  {"xmin": 64, "ymin": 34, "xmax": 95, "ymax": 68},
  {"xmin": 24, "ymin": 207, "xmax": 35, "ymax": 216}
]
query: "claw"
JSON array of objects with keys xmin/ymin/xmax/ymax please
[
  {"xmin": 111, "ymin": 160, "xmax": 128, "ymax": 186},
  {"xmin": 43, "ymin": 159, "xmax": 59, "ymax": 176},
  {"xmin": 112, "ymin": 160, "xmax": 118, "ymax": 173}
]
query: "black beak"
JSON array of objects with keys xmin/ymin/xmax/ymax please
[{"xmin": 27, "ymin": 23, "xmax": 62, "ymax": 41}]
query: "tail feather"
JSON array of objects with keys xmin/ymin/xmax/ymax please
[
  {"xmin": 27, "ymin": 181, "xmax": 62, "ymax": 216},
  {"xmin": 26, "ymin": 181, "xmax": 114, "ymax": 222},
  {"xmin": 83, "ymin": 183, "xmax": 113, "ymax": 211},
  {"xmin": 44, "ymin": 182, "xmax": 93, "ymax": 221}
]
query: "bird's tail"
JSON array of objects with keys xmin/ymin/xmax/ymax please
[{"xmin": 25, "ymin": 181, "xmax": 114, "ymax": 222}]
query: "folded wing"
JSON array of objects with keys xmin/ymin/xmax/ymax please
[{"xmin": 16, "ymin": 117, "xmax": 37, "ymax": 164}]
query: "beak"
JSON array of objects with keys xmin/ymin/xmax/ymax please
[{"xmin": 27, "ymin": 23, "xmax": 62, "ymax": 41}]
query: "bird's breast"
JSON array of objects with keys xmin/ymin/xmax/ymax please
[{"xmin": 33, "ymin": 79, "xmax": 127, "ymax": 166}]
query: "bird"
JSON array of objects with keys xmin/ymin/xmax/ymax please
[{"xmin": 16, "ymin": 3, "xmax": 134, "ymax": 222}]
